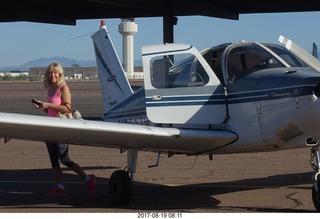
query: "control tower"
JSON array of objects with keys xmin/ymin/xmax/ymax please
[{"xmin": 118, "ymin": 18, "xmax": 138, "ymax": 74}]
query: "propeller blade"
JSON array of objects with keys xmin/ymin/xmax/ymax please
[{"xmin": 279, "ymin": 35, "xmax": 320, "ymax": 73}]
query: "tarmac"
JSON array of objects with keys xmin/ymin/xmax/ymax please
[{"xmin": 0, "ymin": 81, "xmax": 318, "ymax": 213}]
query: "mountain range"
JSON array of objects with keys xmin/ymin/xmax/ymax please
[{"xmin": 0, "ymin": 57, "xmax": 96, "ymax": 71}]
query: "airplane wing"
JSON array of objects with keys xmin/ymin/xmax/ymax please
[{"xmin": 0, "ymin": 112, "xmax": 237, "ymax": 155}]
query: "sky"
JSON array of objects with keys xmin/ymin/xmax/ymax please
[{"xmin": 0, "ymin": 11, "xmax": 319, "ymax": 67}]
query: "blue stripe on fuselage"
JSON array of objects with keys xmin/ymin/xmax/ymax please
[{"xmin": 145, "ymin": 84, "xmax": 315, "ymax": 107}]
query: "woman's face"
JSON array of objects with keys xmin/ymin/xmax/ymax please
[{"xmin": 49, "ymin": 70, "xmax": 60, "ymax": 84}]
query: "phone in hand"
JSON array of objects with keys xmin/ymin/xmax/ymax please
[{"xmin": 31, "ymin": 99, "xmax": 42, "ymax": 107}]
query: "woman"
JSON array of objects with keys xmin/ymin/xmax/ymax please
[{"xmin": 33, "ymin": 62, "xmax": 96, "ymax": 197}]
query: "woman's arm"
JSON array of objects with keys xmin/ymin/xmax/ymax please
[{"xmin": 60, "ymin": 84, "xmax": 72, "ymax": 113}]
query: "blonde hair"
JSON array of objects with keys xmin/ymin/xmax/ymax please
[{"xmin": 43, "ymin": 62, "xmax": 66, "ymax": 88}]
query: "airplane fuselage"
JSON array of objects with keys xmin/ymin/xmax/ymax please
[{"xmin": 104, "ymin": 41, "xmax": 320, "ymax": 154}]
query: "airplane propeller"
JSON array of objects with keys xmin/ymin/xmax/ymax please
[{"xmin": 279, "ymin": 35, "xmax": 320, "ymax": 74}]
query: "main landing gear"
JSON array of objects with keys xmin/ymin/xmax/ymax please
[
  {"xmin": 306, "ymin": 137, "xmax": 320, "ymax": 211},
  {"xmin": 108, "ymin": 148, "xmax": 138, "ymax": 205}
]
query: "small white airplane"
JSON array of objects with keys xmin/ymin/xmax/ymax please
[{"xmin": 1, "ymin": 21, "xmax": 320, "ymax": 211}]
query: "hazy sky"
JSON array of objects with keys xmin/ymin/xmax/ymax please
[{"xmin": 0, "ymin": 11, "xmax": 319, "ymax": 67}]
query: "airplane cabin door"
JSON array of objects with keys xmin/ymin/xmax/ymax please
[{"xmin": 142, "ymin": 44, "xmax": 226, "ymax": 125}]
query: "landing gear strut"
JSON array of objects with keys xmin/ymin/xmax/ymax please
[
  {"xmin": 306, "ymin": 137, "xmax": 320, "ymax": 211},
  {"xmin": 109, "ymin": 148, "xmax": 138, "ymax": 205}
]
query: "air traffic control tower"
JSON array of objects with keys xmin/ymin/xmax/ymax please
[{"xmin": 118, "ymin": 18, "xmax": 138, "ymax": 74}]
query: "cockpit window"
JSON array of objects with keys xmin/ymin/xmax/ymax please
[
  {"xmin": 150, "ymin": 53, "xmax": 209, "ymax": 88},
  {"xmin": 264, "ymin": 44, "xmax": 307, "ymax": 67},
  {"xmin": 226, "ymin": 44, "xmax": 287, "ymax": 83}
]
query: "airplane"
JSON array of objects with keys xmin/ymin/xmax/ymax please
[{"xmin": 1, "ymin": 21, "xmax": 320, "ymax": 211}]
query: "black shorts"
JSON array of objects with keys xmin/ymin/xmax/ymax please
[{"xmin": 46, "ymin": 142, "xmax": 74, "ymax": 168}]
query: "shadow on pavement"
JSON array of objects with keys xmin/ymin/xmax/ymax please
[{"xmin": 0, "ymin": 167, "xmax": 315, "ymax": 212}]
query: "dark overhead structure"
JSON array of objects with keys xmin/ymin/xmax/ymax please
[{"xmin": 1, "ymin": 0, "xmax": 320, "ymax": 43}]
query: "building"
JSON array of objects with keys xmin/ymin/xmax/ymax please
[
  {"xmin": 29, "ymin": 66, "xmax": 98, "ymax": 81},
  {"xmin": 28, "ymin": 66, "xmax": 143, "ymax": 81},
  {"xmin": 0, "ymin": 70, "xmax": 29, "ymax": 80},
  {"xmin": 0, "ymin": 70, "xmax": 28, "ymax": 76}
]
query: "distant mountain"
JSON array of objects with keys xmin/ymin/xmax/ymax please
[{"xmin": 0, "ymin": 57, "xmax": 96, "ymax": 71}]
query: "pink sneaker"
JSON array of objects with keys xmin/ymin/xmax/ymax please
[
  {"xmin": 46, "ymin": 187, "xmax": 66, "ymax": 197},
  {"xmin": 86, "ymin": 174, "xmax": 97, "ymax": 195}
]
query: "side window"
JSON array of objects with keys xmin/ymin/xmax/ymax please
[
  {"xmin": 150, "ymin": 56, "xmax": 171, "ymax": 88},
  {"xmin": 150, "ymin": 54, "xmax": 209, "ymax": 88}
]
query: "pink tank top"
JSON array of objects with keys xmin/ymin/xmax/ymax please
[{"xmin": 47, "ymin": 83, "xmax": 65, "ymax": 117}]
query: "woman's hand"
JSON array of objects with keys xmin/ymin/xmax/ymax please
[
  {"xmin": 40, "ymin": 102, "xmax": 50, "ymax": 109},
  {"xmin": 32, "ymin": 99, "xmax": 43, "ymax": 108},
  {"xmin": 32, "ymin": 100, "xmax": 48, "ymax": 113}
]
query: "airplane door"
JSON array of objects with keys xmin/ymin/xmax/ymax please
[{"xmin": 142, "ymin": 44, "xmax": 226, "ymax": 125}]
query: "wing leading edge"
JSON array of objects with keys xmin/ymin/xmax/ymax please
[{"xmin": 0, "ymin": 112, "xmax": 237, "ymax": 154}]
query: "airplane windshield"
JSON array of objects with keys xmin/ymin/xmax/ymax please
[
  {"xmin": 264, "ymin": 44, "xmax": 307, "ymax": 67},
  {"xmin": 225, "ymin": 43, "xmax": 306, "ymax": 83}
]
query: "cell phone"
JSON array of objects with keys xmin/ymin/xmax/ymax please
[{"xmin": 31, "ymin": 99, "xmax": 41, "ymax": 106}]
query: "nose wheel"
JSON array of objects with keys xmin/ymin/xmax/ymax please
[{"xmin": 306, "ymin": 137, "xmax": 320, "ymax": 211}]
